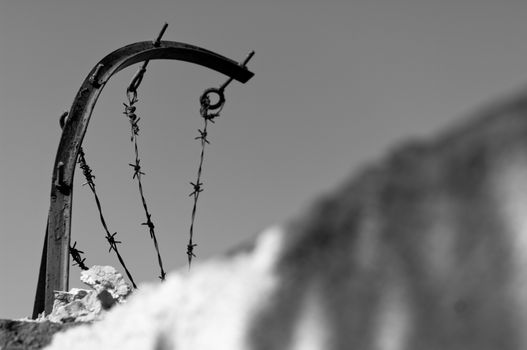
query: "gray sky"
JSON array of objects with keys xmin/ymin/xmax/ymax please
[{"xmin": 2, "ymin": 0, "xmax": 527, "ymax": 318}]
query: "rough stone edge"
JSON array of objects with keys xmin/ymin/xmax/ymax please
[{"xmin": 0, "ymin": 319, "xmax": 87, "ymax": 350}]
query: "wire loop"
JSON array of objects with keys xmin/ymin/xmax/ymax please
[{"xmin": 200, "ymin": 88, "xmax": 225, "ymax": 111}]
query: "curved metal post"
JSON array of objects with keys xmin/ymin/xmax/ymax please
[{"xmin": 33, "ymin": 40, "xmax": 254, "ymax": 317}]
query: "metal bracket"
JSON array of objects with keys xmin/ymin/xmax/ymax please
[
  {"xmin": 88, "ymin": 64, "xmax": 104, "ymax": 87},
  {"xmin": 54, "ymin": 162, "xmax": 70, "ymax": 195}
]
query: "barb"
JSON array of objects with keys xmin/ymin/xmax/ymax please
[
  {"xmin": 106, "ymin": 232, "xmax": 122, "ymax": 253},
  {"xmin": 69, "ymin": 241, "xmax": 88, "ymax": 270},
  {"xmin": 129, "ymin": 159, "xmax": 145, "ymax": 179},
  {"xmin": 77, "ymin": 147, "xmax": 138, "ymax": 288},
  {"xmin": 195, "ymin": 129, "xmax": 210, "ymax": 144},
  {"xmin": 124, "ymin": 94, "xmax": 167, "ymax": 281},
  {"xmin": 189, "ymin": 181, "xmax": 204, "ymax": 197}
]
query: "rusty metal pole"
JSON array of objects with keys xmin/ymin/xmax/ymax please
[{"xmin": 32, "ymin": 39, "xmax": 254, "ymax": 318}]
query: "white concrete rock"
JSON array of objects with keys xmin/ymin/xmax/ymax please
[
  {"xmin": 80, "ymin": 265, "xmax": 132, "ymax": 302},
  {"xmin": 45, "ymin": 226, "xmax": 282, "ymax": 350},
  {"xmin": 44, "ymin": 266, "xmax": 132, "ymax": 324},
  {"xmin": 46, "ymin": 288, "xmax": 101, "ymax": 323}
]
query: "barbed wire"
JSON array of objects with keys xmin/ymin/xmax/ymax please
[
  {"xmin": 120, "ymin": 23, "xmax": 169, "ymax": 281},
  {"xmin": 186, "ymin": 50, "xmax": 254, "ymax": 268},
  {"xmin": 123, "ymin": 95, "xmax": 167, "ymax": 281},
  {"xmin": 186, "ymin": 95, "xmax": 223, "ymax": 268},
  {"xmin": 76, "ymin": 147, "xmax": 138, "ymax": 288}
]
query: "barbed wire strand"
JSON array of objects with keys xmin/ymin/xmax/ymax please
[
  {"xmin": 186, "ymin": 100, "xmax": 223, "ymax": 268},
  {"xmin": 186, "ymin": 50, "xmax": 254, "ymax": 269},
  {"xmin": 123, "ymin": 96, "xmax": 167, "ymax": 281},
  {"xmin": 121, "ymin": 23, "xmax": 169, "ymax": 281},
  {"xmin": 77, "ymin": 147, "xmax": 138, "ymax": 288}
]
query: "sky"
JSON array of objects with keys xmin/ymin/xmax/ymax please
[{"xmin": 3, "ymin": 0, "xmax": 527, "ymax": 319}]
